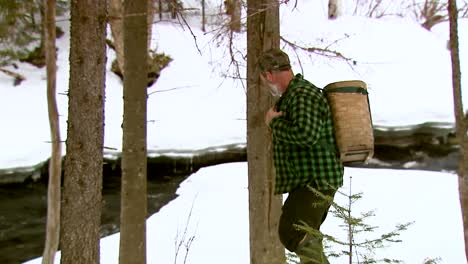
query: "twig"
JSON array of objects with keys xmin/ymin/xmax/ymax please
[
  {"xmin": 147, "ymin": 85, "xmax": 194, "ymax": 96},
  {"xmin": 173, "ymin": 7, "xmax": 203, "ymax": 55},
  {"xmin": 280, "ymin": 36, "xmax": 354, "ymax": 63},
  {"xmin": 104, "ymin": 146, "xmax": 118, "ymax": 151},
  {"xmin": 174, "ymin": 198, "xmax": 198, "ymax": 264},
  {"xmin": 227, "ymin": 30, "xmax": 245, "ymax": 91}
]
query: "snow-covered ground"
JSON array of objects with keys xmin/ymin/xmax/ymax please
[
  {"xmin": 0, "ymin": 0, "xmax": 466, "ymax": 263},
  {"xmin": 24, "ymin": 164, "xmax": 468, "ymax": 263}
]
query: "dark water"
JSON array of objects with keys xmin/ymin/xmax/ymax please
[{"xmin": 0, "ymin": 173, "xmax": 188, "ymax": 264}]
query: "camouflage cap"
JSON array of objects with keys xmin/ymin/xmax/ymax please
[{"xmin": 257, "ymin": 48, "xmax": 291, "ymax": 72}]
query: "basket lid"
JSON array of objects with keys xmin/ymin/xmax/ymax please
[{"xmin": 324, "ymin": 80, "xmax": 367, "ymax": 90}]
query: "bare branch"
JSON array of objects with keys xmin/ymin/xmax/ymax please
[
  {"xmin": 174, "ymin": 198, "xmax": 198, "ymax": 264},
  {"xmin": 173, "ymin": 8, "xmax": 203, "ymax": 55},
  {"xmin": 227, "ymin": 30, "xmax": 245, "ymax": 91},
  {"xmin": 147, "ymin": 85, "xmax": 195, "ymax": 96},
  {"xmin": 280, "ymin": 36, "xmax": 355, "ymax": 63}
]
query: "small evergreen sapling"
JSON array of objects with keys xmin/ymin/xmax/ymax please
[{"xmin": 290, "ymin": 176, "xmax": 414, "ymax": 264}]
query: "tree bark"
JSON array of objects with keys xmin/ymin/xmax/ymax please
[
  {"xmin": 158, "ymin": 0, "xmax": 163, "ymax": 20},
  {"xmin": 202, "ymin": 0, "xmax": 206, "ymax": 32},
  {"xmin": 171, "ymin": 0, "xmax": 177, "ymax": 19},
  {"xmin": 60, "ymin": 0, "xmax": 107, "ymax": 263},
  {"xmin": 246, "ymin": 0, "xmax": 285, "ymax": 262},
  {"xmin": 148, "ymin": 0, "xmax": 154, "ymax": 50},
  {"xmin": 42, "ymin": 0, "xmax": 61, "ymax": 263},
  {"xmin": 119, "ymin": 0, "xmax": 148, "ymax": 263},
  {"xmin": 231, "ymin": 0, "xmax": 241, "ymax": 32},
  {"xmin": 109, "ymin": 0, "xmax": 154, "ymax": 79},
  {"xmin": 328, "ymin": 0, "xmax": 340, "ymax": 19},
  {"xmin": 448, "ymin": 0, "xmax": 468, "ymax": 261},
  {"xmin": 109, "ymin": 0, "xmax": 125, "ymax": 76}
]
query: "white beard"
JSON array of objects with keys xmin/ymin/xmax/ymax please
[{"xmin": 268, "ymin": 83, "xmax": 282, "ymax": 97}]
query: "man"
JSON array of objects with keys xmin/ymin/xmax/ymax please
[{"xmin": 257, "ymin": 48, "xmax": 344, "ymax": 264}]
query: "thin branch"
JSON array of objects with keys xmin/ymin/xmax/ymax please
[
  {"xmin": 324, "ymin": 34, "xmax": 350, "ymax": 50},
  {"xmin": 222, "ymin": 74, "xmax": 247, "ymax": 81},
  {"xmin": 228, "ymin": 29, "xmax": 245, "ymax": 91},
  {"xmin": 173, "ymin": 6, "xmax": 203, "ymax": 55},
  {"xmin": 147, "ymin": 85, "xmax": 194, "ymax": 96},
  {"xmin": 104, "ymin": 146, "xmax": 118, "ymax": 151},
  {"xmin": 174, "ymin": 197, "xmax": 198, "ymax": 264},
  {"xmin": 280, "ymin": 36, "xmax": 355, "ymax": 63},
  {"xmin": 284, "ymin": 42, "xmax": 305, "ymax": 75}
]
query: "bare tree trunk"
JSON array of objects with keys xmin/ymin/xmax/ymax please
[
  {"xmin": 119, "ymin": 0, "xmax": 148, "ymax": 263},
  {"xmin": 202, "ymin": 0, "xmax": 206, "ymax": 32},
  {"xmin": 328, "ymin": 0, "xmax": 340, "ymax": 19},
  {"xmin": 158, "ymin": 0, "xmax": 163, "ymax": 20},
  {"xmin": 225, "ymin": 0, "xmax": 240, "ymax": 31},
  {"xmin": 147, "ymin": 0, "xmax": 154, "ymax": 49},
  {"xmin": 231, "ymin": 0, "xmax": 241, "ymax": 32},
  {"xmin": 42, "ymin": 0, "xmax": 61, "ymax": 263},
  {"xmin": 448, "ymin": 0, "xmax": 468, "ymax": 261},
  {"xmin": 60, "ymin": 0, "xmax": 107, "ymax": 263},
  {"xmin": 109, "ymin": 0, "xmax": 125, "ymax": 75},
  {"xmin": 38, "ymin": 0, "xmax": 46, "ymax": 67},
  {"xmin": 246, "ymin": 0, "xmax": 285, "ymax": 262},
  {"xmin": 171, "ymin": 0, "xmax": 177, "ymax": 19},
  {"xmin": 109, "ymin": 0, "xmax": 153, "ymax": 78}
]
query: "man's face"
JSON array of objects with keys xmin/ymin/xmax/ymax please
[{"xmin": 260, "ymin": 71, "xmax": 281, "ymax": 97}]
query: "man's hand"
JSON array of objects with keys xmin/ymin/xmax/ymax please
[{"xmin": 265, "ymin": 107, "xmax": 283, "ymax": 126}]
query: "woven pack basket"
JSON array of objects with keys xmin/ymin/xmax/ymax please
[{"xmin": 323, "ymin": 80, "xmax": 374, "ymax": 163}]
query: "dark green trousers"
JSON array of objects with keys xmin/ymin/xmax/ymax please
[{"xmin": 278, "ymin": 186, "xmax": 335, "ymax": 264}]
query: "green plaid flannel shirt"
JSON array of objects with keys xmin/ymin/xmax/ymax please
[{"xmin": 269, "ymin": 74, "xmax": 344, "ymax": 194}]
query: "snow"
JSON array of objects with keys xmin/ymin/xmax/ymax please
[{"xmin": 0, "ymin": 0, "xmax": 466, "ymax": 263}]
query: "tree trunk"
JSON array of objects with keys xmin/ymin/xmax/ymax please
[
  {"xmin": 158, "ymin": 0, "xmax": 163, "ymax": 20},
  {"xmin": 231, "ymin": 0, "xmax": 241, "ymax": 32},
  {"xmin": 202, "ymin": 0, "xmax": 206, "ymax": 32},
  {"xmin": 119, "ymin": 0, "xmax": 148, "ymax": 263},
  {"xmin": 246, "ymin": 0, "xmax": 285, "ymax": 262},
  {"xmin": 38, "ymin": 0, "xmax": 46, "ymax": 66},
  {"xmin": 109, "ymin": 0, "xmax": 154, "ymax": 78},
  {"xmin": 109, "ymin": 0, "xmax": 125, "ymax": 76},
  {"xmin": 171, "ymin": 0, "xmax": 177, "ymax": 19},
  {"xmin": 148, "ymin": 0, "xmax": 154, "ymax": 49},
  {"xmin": 60, "ymin": 0, "xmax": 107, "ymax": 263},
  {"xmin": 328, "ymin": 0, "xmax": 340, "ymax": 19},
  {"xmin": 448, "ymin": 0, "xmax": 468, "ymax": 261},
  {"xmin": 42, "ymin": 0, "xmax": 61, "ymax": 263}
]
